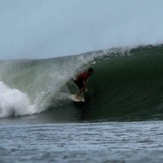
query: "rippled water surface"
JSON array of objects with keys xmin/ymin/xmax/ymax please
[{"xmin": 1, "ymin": 121, "xmax": 163, "ymax": 163}]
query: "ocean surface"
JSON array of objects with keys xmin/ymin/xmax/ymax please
[
  {"xmin": 1, "ymin": 45, "xmax": 163, "ymax": 162},
  {"xmin": 1, "ymin": 121, "xmax": 163, "ymax": 163}
]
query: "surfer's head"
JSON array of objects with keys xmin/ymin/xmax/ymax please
[{"xmin": 88, "ymin": 68, "xmax": 94, "ymax": 75}]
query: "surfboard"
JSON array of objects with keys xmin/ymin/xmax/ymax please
[{"xmin": 70, "ymin": 94, "xmax": 85, "ymax": 102}]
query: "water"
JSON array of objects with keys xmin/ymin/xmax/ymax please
[{"xmin": 0, "ymin": 121, "xmax": 163, "ymax": 163}]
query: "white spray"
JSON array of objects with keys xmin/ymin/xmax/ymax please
[{"xmin": 0, "ymin": 81, "xmax": 36, "ymax": 118}]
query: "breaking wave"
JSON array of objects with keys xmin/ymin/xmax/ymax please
[{"xmin": 1, "ymin": 45, "xmax": 163, "ymax": 121}]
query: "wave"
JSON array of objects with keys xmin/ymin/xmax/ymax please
[{"xmin": 0, "ymin": 44, "xmax": 163, "ymax": 121}]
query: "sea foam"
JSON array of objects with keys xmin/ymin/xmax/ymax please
[{"xmin": 0, "ymin": 81, "xmax": 36, "ymax": 118}]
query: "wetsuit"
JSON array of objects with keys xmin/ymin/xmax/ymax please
[{"xmin": 74, "ymin": 72, "xmax": 90, "ymax": 89}]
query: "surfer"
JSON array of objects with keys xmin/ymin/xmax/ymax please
[{"xmin": 74, "ymin": 68, "xmax": 94, "ymax": 100}]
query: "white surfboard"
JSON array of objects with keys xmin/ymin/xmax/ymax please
[{"xmin": 70, "ymin": 94, "xmax": 85, "ymax": 102}]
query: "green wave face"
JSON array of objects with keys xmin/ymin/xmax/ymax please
[{"xmin": 85, "ymin": 46, "xmax": 163, "ymax": 121}]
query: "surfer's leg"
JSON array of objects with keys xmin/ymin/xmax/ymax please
[
  {"xmin": 74, "ymin": 80, "xmax": 85, "ymax": 99},
  {"xmin": 76, "ymin": 87, "xmax": 85, "ymax": 98}
]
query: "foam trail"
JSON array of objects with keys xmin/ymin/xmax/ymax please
[{"xmin": 0, "ymin": 81, "xmax": 36, "ymax": 118}]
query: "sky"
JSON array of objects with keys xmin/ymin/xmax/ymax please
[{"xmin": 0, "ymin": 0, "xmax": 163, "ymax": 60}]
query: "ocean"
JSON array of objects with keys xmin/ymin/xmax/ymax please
[{"xmin": 1, "ymin": 45, "xmax": 163, "ymax": 162}]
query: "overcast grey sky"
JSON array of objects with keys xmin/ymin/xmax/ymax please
[{"xmin": 0, "ymin": 0, "xmax": 163, "ymax": 60}]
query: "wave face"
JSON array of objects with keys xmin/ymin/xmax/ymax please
[
  {"xmin": 0, "ymin": 45, "xmax": 163, "ymax": 121},
  {"xmin": 85, "ymin": 45, "xmax": 163, "ymax": 121}
]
